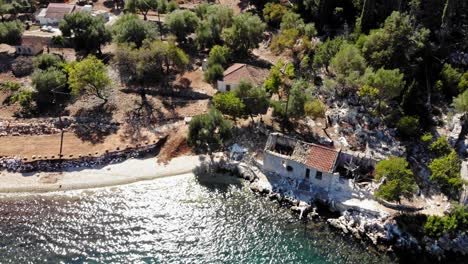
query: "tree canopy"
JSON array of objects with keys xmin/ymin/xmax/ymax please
[
  {"xmin": 374, "ymin": 156, "xmax": 417, "ymax": 203},
  {"xmin": 60, "ymin": 12, "xmax": 111, "ymax": 54},
  {"xmin": 221, "ymin": 12, "xmax": 266, "ymax": 57},
  {"xmin": 112, "ymin": 14, "xmax": 158, "ymax": 47},
  {"xmin": 166, "ymin": 9, "xmax": 199, "ymax": 41},
  {"xmin": 187, "ymin": 109, "xmax": 232, "ymax": 154},
  {"xmin": 68, "ymin": 56, "xmax": 111, "ymax": 103}
]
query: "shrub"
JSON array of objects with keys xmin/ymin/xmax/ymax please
[
  {"xmin": 11, "ymin": 90, "xmax": 34, "ymax": 112},
  {"xmin": 33, "ymin": 54, "xmax": 63, "ymax": 71},
  {"xmin": 12, "ymin": 57, "xmax": 34, "ymax": 77},
  {"xmin": 32, "ymin": 68, "xmax": 67, "ymax": 107},
  {"xmin": 420, "ymin": 132, "xmax": 433, "ymax": 145},
  {"xmin": 429, "ymin": 150, "xmax": 463, "ymax": 197},
  {"xmin": 424, "ymin": 205, "xmax": 468, "ymax": 238},
  {"xmin": 271, "ymin": 100, "xmax": 287, "ymax": 119},
  {"xmin": 212, "ymin": 91, "xmax": 244, "ymax": 120},
  {"xmin": 0, "ymin": 20, "xmax": 24, "ymax": 45},
  {"xmin": 429, "ymin": 136, "xmax": 452, "ymax": 156},
  {"xmin": 396, "ymin": 116, "xmax": 419, "ymax": 138},
  {"xmin": 204, "ymin": 63, "xmax": 224, "ymax": 83},
  {"xmin": 0, "ymin": 81, "xmax": 21, "ymax": 92},
  {"xmin": 51, "ymin": 35, "xmax": 65, "ymax": 46},
  {"xmin": 304, "ymin": 99, "xmax": 326, "ymax": 119}
]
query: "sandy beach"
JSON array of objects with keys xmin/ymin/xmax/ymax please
[{"xmin": 0, "ymin": 155, "xmax": 205, "ymax": 193}]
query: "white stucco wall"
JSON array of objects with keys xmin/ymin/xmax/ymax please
[
  {"xmin": 216, "ymin": 81, "xmax": 239, "ymax": 93},
  {"xmin": 263, "ymin": 151, "xmax": 343, "ymax": 192}
]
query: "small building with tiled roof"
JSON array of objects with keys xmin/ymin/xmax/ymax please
[
  {"xmin": 35, "ymin": 3, "xmax": 88, "ymax": 26},
  {"xmin": 15, "ymin": 35, "xmax": 46, "ymax": 56},
  {"xmin": 217, "ymin": 63, "xmax": 269, "ymax": 93},
  {"xmin": 263, "ymin": 133, "xmax": 347, "ymax": 192}
]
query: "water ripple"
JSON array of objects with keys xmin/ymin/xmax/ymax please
[{"xmin": 0, "ymin": 174, "xmax": 395, "ymax": 264}]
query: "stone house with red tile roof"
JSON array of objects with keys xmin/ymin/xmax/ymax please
[
  {"xmin": 263, "ymin": 133, "xmax": 351, "ymax": 192},
  {"xmin": 217, "ymin": 63, "xmax": 269, "ymax": 93}
]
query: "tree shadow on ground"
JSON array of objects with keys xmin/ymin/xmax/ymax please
[
  {"xmin": 122, "ymin": 95, "xmax": 164, "ymax": 143},
  {"xmin": 73, "ymin": 103, "xmax": 118, "ymax": 144},
  {"xmin": 193, "ymin": 156, "xmax": 243, "ymax": 193}
]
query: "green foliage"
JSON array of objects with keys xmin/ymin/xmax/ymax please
[
  {"xmin": 234, "ymin": 81, "xmax": 270, "ymax": 119},
  {"xmin": 330, "ymin": 43, "xmax": 367, "ymax": 90},
  {"xmin": 204, "ymin": 63, "xmax": 224, "ymax": 83},
  {"xmin": 195, "ymin": 4, "xmax": 233, "ymax": 49},
  {"xmin": 264, "ymin": 63, "xmax": 282, "ymax": 95},
  {"xmin": 271, "ymin": 100, "xmax": 287, "ymax": 119},
  {"xmin": 458, "ymin": 72, "xmax": 468, "ymax": 92},
  {"xmin": 263, "ymin": 3, "xmax": 288, "ymax": 27},
  {"xmin": 68, "ymin": 55, "xmax": 111, "ymax": 102},
  {"xmin": 212, "ymin": 91, "xmax": 245, "ymax": 120},
  {"xmin": 166, "ymin": 9, "xmax": 199, "ymax": 41},
  {"xmin": 51, "ymin": 35, "xmax": 65, "ymax": 46},
  {"xmin": 358, "ymin": 85, "xmax": 379, "ymax": 99},
  {"xmin": 452, "ymin": 89, "xmax": 468, "ymax": 113},
  {"xmin": 60, "ymin": 12, "xmax": 111, "ymax": 53},
  {"xmin": 0, "ymin": 81, "xmax": 20, "ymax": 91},
  {"xmin": 221, "ymin": 12, "xmax": 266, "ymax": 57},
  {"xmin": 207, "ymin": 45, "xmax": 230, "ymax": 68},
  {"xmin": 32, "ymin": 54, "xmax": 63, "ymax": 71},
  {"xmin": 429, "ymin": 150, "xmax": 463, "ymax": 196},
  {"xmin": 187, "ymin": 109, "xmax": 232, "ymax": 154},
  {"xmin": 0, "ymin": 20, "xmax": 23, "ymax": 45},
  {"xmin": 114, "ymin": 40, "xmax": 189, "ymax": 84},
  {"xmin": 424, "ymin": 205, "xmax": 468, "ymax": 238},
  {"xmin": 397, "ymin": 116, "xmax": 420, "ymax": 138},
  {"xmin": 287, "ymin": 79, "xmax": 309, "ymax": 118},
  {"xmin": 31, "ymin": 68, "xmax": 67, "ymax": 107},
  {"xmin": 366, "ymin": 68, "xmax": 406, "ymax": 101},
  {"xmin": 440, "ymin": 63, "xmax": 463, "ymax": 95},
  {"xmin": 270, "ymin": 28, "xmax": 300, "ymax": 53},
  {"xmin": 270, "ymin": 11, "xmax": 316, "ymax": 54},
  {"xmin": 304, "ymin": 99, "xmax": 326, "ymax": 119},
  {"xmin": 312, "ymin": 37, "xmax": 345, "ymax": 73},
  {"xmin": 125, "ymin": 0, "xmax": 158, "ymax": 20},
  {"xmin": 10, "ymin": 89, "xmax": 34, "ymax": 111},
  {"xmin": 420, "ymin": 132, "xmax": 433, "ymax": 145},
  {"xmin": 429, "ymin": 136, "xmax": 452, "ymax": 157},
  {"xmin": 279, "ymin": 12, "xmax": 304, "ymax": 31},
  {"xmin": 357, "ymin": 11, "xmax": 429, "ymax": 70},
  {"xmin": 112, "ymin": 14, "xmax": 158, "ymax": 47},
  {"xmin": 374, "ymin": 156, "xmax": 417, "ymax": 203}
]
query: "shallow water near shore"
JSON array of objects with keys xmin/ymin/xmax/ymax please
[{"xmin": 0, "ymin": 173, "xmax": 395, "ymax": 263}]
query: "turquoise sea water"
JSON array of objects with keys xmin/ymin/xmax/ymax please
[{"xmin": 0, "ymin": 174, "xmax": 395, "ymax": 264}]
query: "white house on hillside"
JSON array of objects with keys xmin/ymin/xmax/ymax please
[
  {"xmin": 217, "ymin": 63, "xmax": 269, "ymax": 92},
  {"xmin": 35, "ymin": 3, "xmax": 91, "ymax": 26}
]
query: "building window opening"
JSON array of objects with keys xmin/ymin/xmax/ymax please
[
  {"xmin": 305, "ymin": 168, "xmax": 310, "ymax": 179},
  {"xmin": 286, "ymin": 165, "xmax": 293, "ymax": 172},
  {"xmin": 226, "ymin": 84, "xmax": 231, "ymax": 92},
  {"xmin": 315, "ymin": 171, "xmax": 322, "ymax": 180}
]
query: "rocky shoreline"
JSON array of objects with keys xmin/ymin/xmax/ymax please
[{"xmin": 215, "ymin": 158, "xmax": 467, "ymax": 263}]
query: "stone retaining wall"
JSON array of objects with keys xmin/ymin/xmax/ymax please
[{"xmin": 0, "ymin": 136, "xmax": 168, "ymax": 172}]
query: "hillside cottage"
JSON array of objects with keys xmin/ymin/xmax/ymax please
[
  {"xmin": 217, "ymin": 63, "xmax": 268, "ymax": 92},
  {"xmin": 35, "ymin": 3, "xmax": 89, "ymax": 26}
]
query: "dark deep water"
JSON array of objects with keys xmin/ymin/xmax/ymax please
[{"xmin": 0, "ymin": 174, "xmax": 396, "ymax": 263}]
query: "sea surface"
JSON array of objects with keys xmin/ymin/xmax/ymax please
[{"xmin": 0, "ymin": 174, "xmax": 396, "ymax": 264}]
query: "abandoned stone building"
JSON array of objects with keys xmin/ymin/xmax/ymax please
[{"xmin": 263, "ymin": 133, "xmax": 372, "ymax": 194}]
